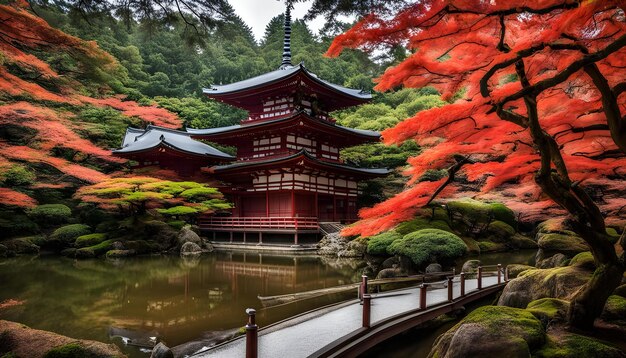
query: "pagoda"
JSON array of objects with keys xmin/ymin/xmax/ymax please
[{"xmin": 189, "ymin": 3, "xmax": 388, "ymax": 244}]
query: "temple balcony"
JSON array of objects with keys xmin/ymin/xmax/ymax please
[{"xmin": 198, "ymin": 216, "xmax": 319, "ymax": 233}]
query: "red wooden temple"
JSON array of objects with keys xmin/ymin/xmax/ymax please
[{"xmin": 115, "ymin": 4, "xmax": 388, "ymax": 244}]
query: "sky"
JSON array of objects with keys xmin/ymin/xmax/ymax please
[{"xmin": 229, "ymin": 0, "xmax": 330, "ymax": 41}]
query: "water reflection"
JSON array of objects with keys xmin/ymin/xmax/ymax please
[{"xmin": 0, "ymin": 253, "xmax": 364, "ymax": 356}]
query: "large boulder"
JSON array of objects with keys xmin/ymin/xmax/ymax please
[
  {"xmin": 601, "ymin": 295, "xmax": 626, "ymax": 322},
  {"xmin": 151, "ymin": 342, "xmax": 173, "ymax": 358},
  {"xmin": 177, "ymin": 225, "xmax": 201, "ymax": 247},
  {"xmin": 537, "ymin": 233, "xmax": 589, "ymax": 256},
  {"xmin": 376, "ymin": 267, "xmax": 406, "ymax": 279},
  {"xmin": 428, "ymin": 306, "xmax": 545, "ymax": 358},
  {"xmin": 506, "ymin": 264, "xmax": 535, "ymax": 279},
  {"xmin": 461, "ymin": 260, "xmax": 481, "ymax": 277},
  {"xmin": 2, "ymin": 237, "xmax": 39, "ymax": 255},
  {"xmin": 536, "ymin": 252, "xmax": 569, "ymax": 269},
  {"xmin": 498, "ymin": 266, "xmax": 592, "ymax": 308},
  {"xmin": 0, "ymin": 320, "xmax": 125, "ymax": 358},
  {"xmin": 534, "ymin": 331, "xmax": 625, "ymax": 358},
  {"xmin": 317, "ymin": 233, "xmax": 349, "ymax": 256},
  {"xmin": 338, "ymin": 238, "xmax": 367, "ymax": 258},
  {"xmin": 425, "ymin": 263, "xmax": 443, "ymax": 274}
]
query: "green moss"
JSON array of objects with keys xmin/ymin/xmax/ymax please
[
  {"xmin": 167, "ymin": 220, "xmax": 186, "ymax": 230},
  {"xmin": 537, "ymin": 233, "xmax": 589, "ymax": 254},
  {"xmin": 158, "ymin": 206, "xmax": 199, "ymax": 216},
  {"xmin": 366, "ymin": 231, "xmax": 401, "ymax": 255},
  {"xmin": 602, "ymin": 295, "xmax": 626, "ymax": 321},
  {"xmin": 1, "ymin": 164, "xmax": 35, "ymax": 186},
  {"xmin": 606, "ymin": 228, "xmax": 620, "ymax": 244},
  {"xmin": 50, "ymin": 224, "xmax": 91, "ymax": 244},
  {"xmin": 489, "ymin": 203, "xmax": 517, "ymax": 227},
  {"xmin": 27, "ymin": 204, "xmax": 72, "ymax": 226},
  {"xmin": 478, "ymin": 241, "xmax": 506, "ymax": 252},
  {"xmin": 535, "ymin": 333, "xmax": 623, "ymax": 358},
  {"xmin": 43, "ymin": 343, "xmax": 89, "ymax": 358},
  {"xmin": 507, "ymin": 264, "xmax": 535, "ymax": 279},
  {"xmin": 75, "ymin": 233, "xmax": 107, "ymax": 248},
  {"xmin": 75, "ymin": 239, "xmax": 114, "ymax": 258},
  {"xmin": 2, "ymin": 237, "xmax": 40, "ymax": 254},
  {"xmin": 569, "ymin": 252, "xmax": 595, "ymax": 269},
  {"xmin": 526, "ymin": 298, "xmax": 570, "ymax": 320},
  {"xmin": 485, "ymin": 220, "xmax": 516, "ymax": 241},
  {"xmin": 395, "ymin": 217, "xmax": 451, "ymax": 235},
  {"xmin": 459, "ymin": 236, "xmax": 481, "ymax": 255},
  {"xmin": 387, "ymin": 229, "xmax": 467, "ymax": 267}
]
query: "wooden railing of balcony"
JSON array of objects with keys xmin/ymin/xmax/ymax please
[{"xmin": 198, "ymin": 216, "xmax": 319, "ymax": 231}]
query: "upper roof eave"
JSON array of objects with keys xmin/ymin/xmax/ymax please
[{"xmin": 203, "ymin": 63, "xmax": 372, "ymax": 101}]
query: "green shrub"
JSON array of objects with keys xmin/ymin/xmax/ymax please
[
  {"xmin": 489, "ymin": 203, "xmax": 517, "ymax": 228},
  {"xmin": 388, "ymin": 229, "xmax": 468, "ymax": 267},
  {"xmin": 366, "ymin": 231, "xmax": 402, "ymax": 255},
  {"xmin": 50, "ymin": 224, "xmax": 91, "ymax": 244},
  {"xmin": 27, "ymin": 204, "xmax": 72, "ymax": 226},
  {"xmin": 75, "ymin": 233, "xmax": 107, "ymax": 248},
  {"xmin": 0, "ymin": 211, "xmax": 39, "ymax": 237},
  {"xmin": 1, "ymin": 164, "xmax": 35, "ymax": 186},
  {"xmin": 167, "ymin": 220, "xmax": 186, "ymax": 230},
  {"xmin": 75, "ymin": 239, "xmax": 114, "ymax": 258},
  {"xmin": 395, "ymin": 217, "xmax": 451, "ymax": 236},
  {"xmin": 43, "ymin": 343, "xmax": 89, "ymax": 358}
]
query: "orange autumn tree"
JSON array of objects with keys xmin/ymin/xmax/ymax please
[{"xmin": 328, "ymin": 0, "xmax": 626, "ymax": 330}]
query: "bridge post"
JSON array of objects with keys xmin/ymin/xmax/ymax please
[
  {"xmin": 360, "ymin": 275, "xmax": 368, "ymax": 300},
  {"xmin": 497, "ymin": 264, "xmax": 502, "ymax": 284},
  {"xmin": 447, "ymin": 276, "xmax": 454, "ymax": 301},
  {"xmin": 362, "ymin": 294, "xmax": 371, "ymax": 328},
  {"xmin": 245, "ymin": 308, "xmax": 258, "ymax": 358},
  {"xmin": 460, "ymin": 272, "xmax": 465, "ymax": 296},
  {"xmin": 477, "ymin": 266, "xmax": 483, "ymax": 290},
  {"xmin": 419, "ymin": 283, "xmax": 429, "ymax": 310}
]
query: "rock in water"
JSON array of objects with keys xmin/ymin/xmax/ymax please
[
  {"xmin": 425, "ymin": 263, "xmax": 443, "ymax": 273},
  {"xmin": 151, "ymin": 342, "xmax": 174, "ymax": 358},
  {"xmin": 461, "ymin": 259, "xmax": 481, "ymax": 277},
  {"xmin": 180, "ymin": 242, "xmax": 202, "ymax": 256},
  {"xmin": 178, "ymin": 225, "xmax": 202, "ymax": 247}
]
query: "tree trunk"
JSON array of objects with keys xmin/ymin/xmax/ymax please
[{"xmin": 566, "ymin": 226, "xmax": 625, "ymax": 330}]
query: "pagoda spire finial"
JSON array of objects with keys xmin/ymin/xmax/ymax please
[{"xmin": 279, "ymin": 0, "xmax": 294, "ymax": 69}]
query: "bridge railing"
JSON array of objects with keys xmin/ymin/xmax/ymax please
[{"xmin": 243, "ymin": 264, "xmax": 509, "ymax": 357}]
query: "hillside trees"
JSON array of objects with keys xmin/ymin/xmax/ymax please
[{"xmin": 329, "ymin": 0, "xmax": 626, "ymax": 329}]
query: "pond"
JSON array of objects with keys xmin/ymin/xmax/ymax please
[{"xmin": 0, "ymin": 250, "xmax": 535, "ymax": 357}]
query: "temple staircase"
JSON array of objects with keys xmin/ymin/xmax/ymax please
[{"xmin": 319, "ymin": 222, "xmax": 345, "ymax": 236}]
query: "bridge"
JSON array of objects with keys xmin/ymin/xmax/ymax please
[{"xmin": 192, "ymin": 265, "xmax": 508, "ymax": 358}]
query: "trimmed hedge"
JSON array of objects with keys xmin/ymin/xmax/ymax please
[
  {"xmin": 367, "ymin": 231, "xmax": 402, "ymax": 255},
  {"xmin": 388, "ymin": 229, "xmax": 468, "ymax": 267},
  {"xmin": 50, "ymin": 224, "xmax": 91, "ymax": 244},
  {"xmin": 27, "ymin": 204, "xmax": 72, "ymax": 226}
]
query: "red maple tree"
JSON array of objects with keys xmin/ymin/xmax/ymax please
[{"xmin": 329, "ymin": 0, "xmax": 626, "ymax": 329}]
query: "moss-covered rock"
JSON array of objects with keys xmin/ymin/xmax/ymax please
[
  {"xmin": 509, "ymin": 234, "xmax": 538, "ymax": 249},
  {"xmin": 0, "ymin": 244, "xmax": 8, "ymax": 258},
  {"xmin": 366, "ymin": 231, "xmax": 401, "ymax": 255},
  {"xmin": 534, "ymin": 332, "xmax": 624, "ymax": 358},
  {"xmin": 0, "ymin": 211, "xmax": 39, "ymax": 238},
  {"xmin": 27, "ymin": 204, "xmax": 72, "ymax": 227},
  {"xmin": 568, "ymin": 251, "xmax": 595, "ymax": 269},
  {"xmin": 536, "ymin": 218, "xmax": 571, "ymax": 235},
  {"xmin": 614, "ymin": 284, "xmax": 626, "ymax": 298},
  {"xmin": 601, "ymin": 295, "xmax": 626, "ymax": 322},
  {"xmin": 537, "ymin": 233, "xmax": 589, "ymax": 256},
  {"xmin": 498, "ymin": 266, "xmax": 592, "ymax": 308},
  {"xmin": 484, "ymin": 220, "xmax": 515, "ymax": 242},
  {"xmin": 1, "ymin": 237, "xmax": 39, "ymax": 255},
  {"xmin": 167, "ymin": 220, "xmax": 186, "ymax": 230},
  {"xmin": 388, "ymin": 229, "xmax": 467, "ymax": 267},
  {"xmin": 395, "ymin": 217, "xmax": 452, "ymax": 236},
  {"xmin": 428, "ymin": 306, "xmax": 545, "ymax": 358},
  {"xmin": 536, "ymin": 253, "xmax": 569, "ymax": 269},
  {"xmin": 506, "ymin": 264, "xmax": 535, "ymax": 279},
  {"xmin": 459, "ymin": 236, "xmax": 480, "ymax": 255},
  {"xmin": 123, "ymin": 240, "xmax": 160, "ymax": 255},
  {"xmin": 526, "ymin": 298, "xmax": 570, "ymax": 321},
  {"xmin": 0, "ymin": 320, "xmax": 124, "ymax": 358},
  {"xmin": 75, "ymin": 240, "xmax": 114, "ymax": 259},
  {"xmin": 74, "ymin": 233, "xmax": 107, "ymax": 248},
  {"xmin": 477, "ymin": 241, "xmax": 507, "ymax": 252},
  {"xmin": 105, "ymin": 249, "xmax": 135, "ymax": 259},
  {"xmin": 49, "ymin": 224, "xmax": 91, "ymax": 247}
]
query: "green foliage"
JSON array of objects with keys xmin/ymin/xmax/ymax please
[
  {"xmin": 1, "ymin": 164, "xmax": 36, "ymax": 186},
  {"xmin": 76, "ymin": 239, "xmax": 114, "ymax": 257},
  {"xmin": 341, "ymin": 141, "xmax": 420, "ymax": 169},
  {"xmin": 27, "ymin": 204, "xmax": 72, "ymax": 226},
  {"xmin": 387, "ymin": 229, "xmax": 467, "ymax": 266},
  {"xmin": 75, "ymin": 233, "xmax": 107, "ymax": 248},
  {"xmin": 76, "ymin": 106, "xmax": 141, "ymax": 149},
  {"xmin": 158, "ymin": 206, "xmax": 199, "ymax": 216},
  {"xmin": 366, "ymin": 231, "xmax": 402, "ymax": 255},
  {"xmin": 43, "ymin": 343, "xmax": 89, "ymax": 358},
  {"xmin": 446, "ymin": 199, "xmax": 517, "ymax": 232},
  {"xmin": 0, "ymin": 211, "xmax": 40, "ymax": 238},
  {"xmin": 50, "ymin": 224, "xmax": 92, "ymax": 244},
  {"xmin": 167, "ymin": 220, "xmax": 186, "ymax": 230},
  {"xmin": 526, "ymin": 298, "xmax": 570, "ymax": 320},
  {"xmin": 535, "ymin": 333, "xmax": 623, "ymax": 358},
  {"xmin": 154, "ymin": 96, "xmax": 246, "ymax": 129},
  {"xmin": 395, "ymin": 217, "xmax": 451, "ymax": 236}
]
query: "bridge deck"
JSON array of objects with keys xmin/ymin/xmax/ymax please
[{"xmin": 193, "ymin": 275, "xmax": 502, "ymax": 358}]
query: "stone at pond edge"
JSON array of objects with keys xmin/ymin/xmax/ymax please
[
  {"xmin": 376, "ymin": 267, "xmax": 406, "ymax": 279},
  {"xmin": 536, "ymin": 252, "xmax": 569, "ymax": 269},
  {"xmin": 0, "ymin": 319, "xmax": 125, "ymax": 358},
  {"xmin": 151, "ymin": 342, "xmax": 174, "ymax": 358},
  {"xmin": 497, "ymin": 266, "xmax": 592, "ymax": 308},
  {"xmin": 177, "ymin": 225, "xmax": 202, "ymax": 247},
  {"xmin": 534, "ymin": 331, "xmax": 625, "ymax": 358},
  {"xmin": 461, "ymin": 260, "xmax": 481, "ymax": 277},
  {"xmin": 428, "ymin": 306, "xmax": 545, "ymax": 358},
  {"xmin": 0, "ymin": 244, "xmax": 8, "ymax": 258},
  {"xmin": 506, "ymin": 264, "xmax": 535, "ymax": 279},
  {"xmin": 180, "ymin": 242, "xmax": 202, "ymax": 256},
  {"xmin": 106, "ymin": 249, "xmax": 135, "ymax": 258},
  {"xmin": 425, "ymin": 263, "xmax": 442, "ymax": 273}
]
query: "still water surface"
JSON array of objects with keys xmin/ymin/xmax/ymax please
[{"xmin": 0, "ymin": 250, "xmax": 535, "ymax": 357}]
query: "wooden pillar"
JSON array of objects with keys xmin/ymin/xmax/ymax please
[
  {"xmin": 447, "ymin": 276, "xmax": 454, "ymax": 301},
  {"xmin": 497, "ymin": 264, "xmax": 502, "ymax": 284},
  {"xmin": 362, "ymin": 294, "xmax": 371, "ymax": 328},
  {"xmin": 460, "ymin": 272, "xmax": 466, "ymax": 296},
  {"xmin": 291, "ymin": 190, "xmax": 295, "ymax": 218},
  {"xmin": 314, "ymin": 192, "xmax": 319, "ymax": 219},
  {"xmin": 245, "ymin": 308, "xmax": 258, "ymax": 358},
  {"xmin": 332, "ymin": 194, "xmax": 337, "ymax": 222},
  {"xmin": 212, "ymin": 231, "xmax": 216, "ymax": 241},
  {"xmin": 259, "ymin": 232, "xmax": 263, "ymax": 244},
  {"xmin": 477, "ymin": 266, "xmax": 483, "ymax": 290},
  {"xmin": 265, "ymin": 191, "xmax": 269, "ymax": 217},
  {"xmin": 229, "ymin": 231, "xmax": 233, "ymax": 243},
  {"xmin": 420, "ymin": 283, "xmax": 429, "ymax": 310},
  {"xmin": 360, "ymin": 275, "xmax": 368, "ymax": 300},
  {"xmin": 243, "ymin": 232, "xmax": 247, "ymax": 244}
]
